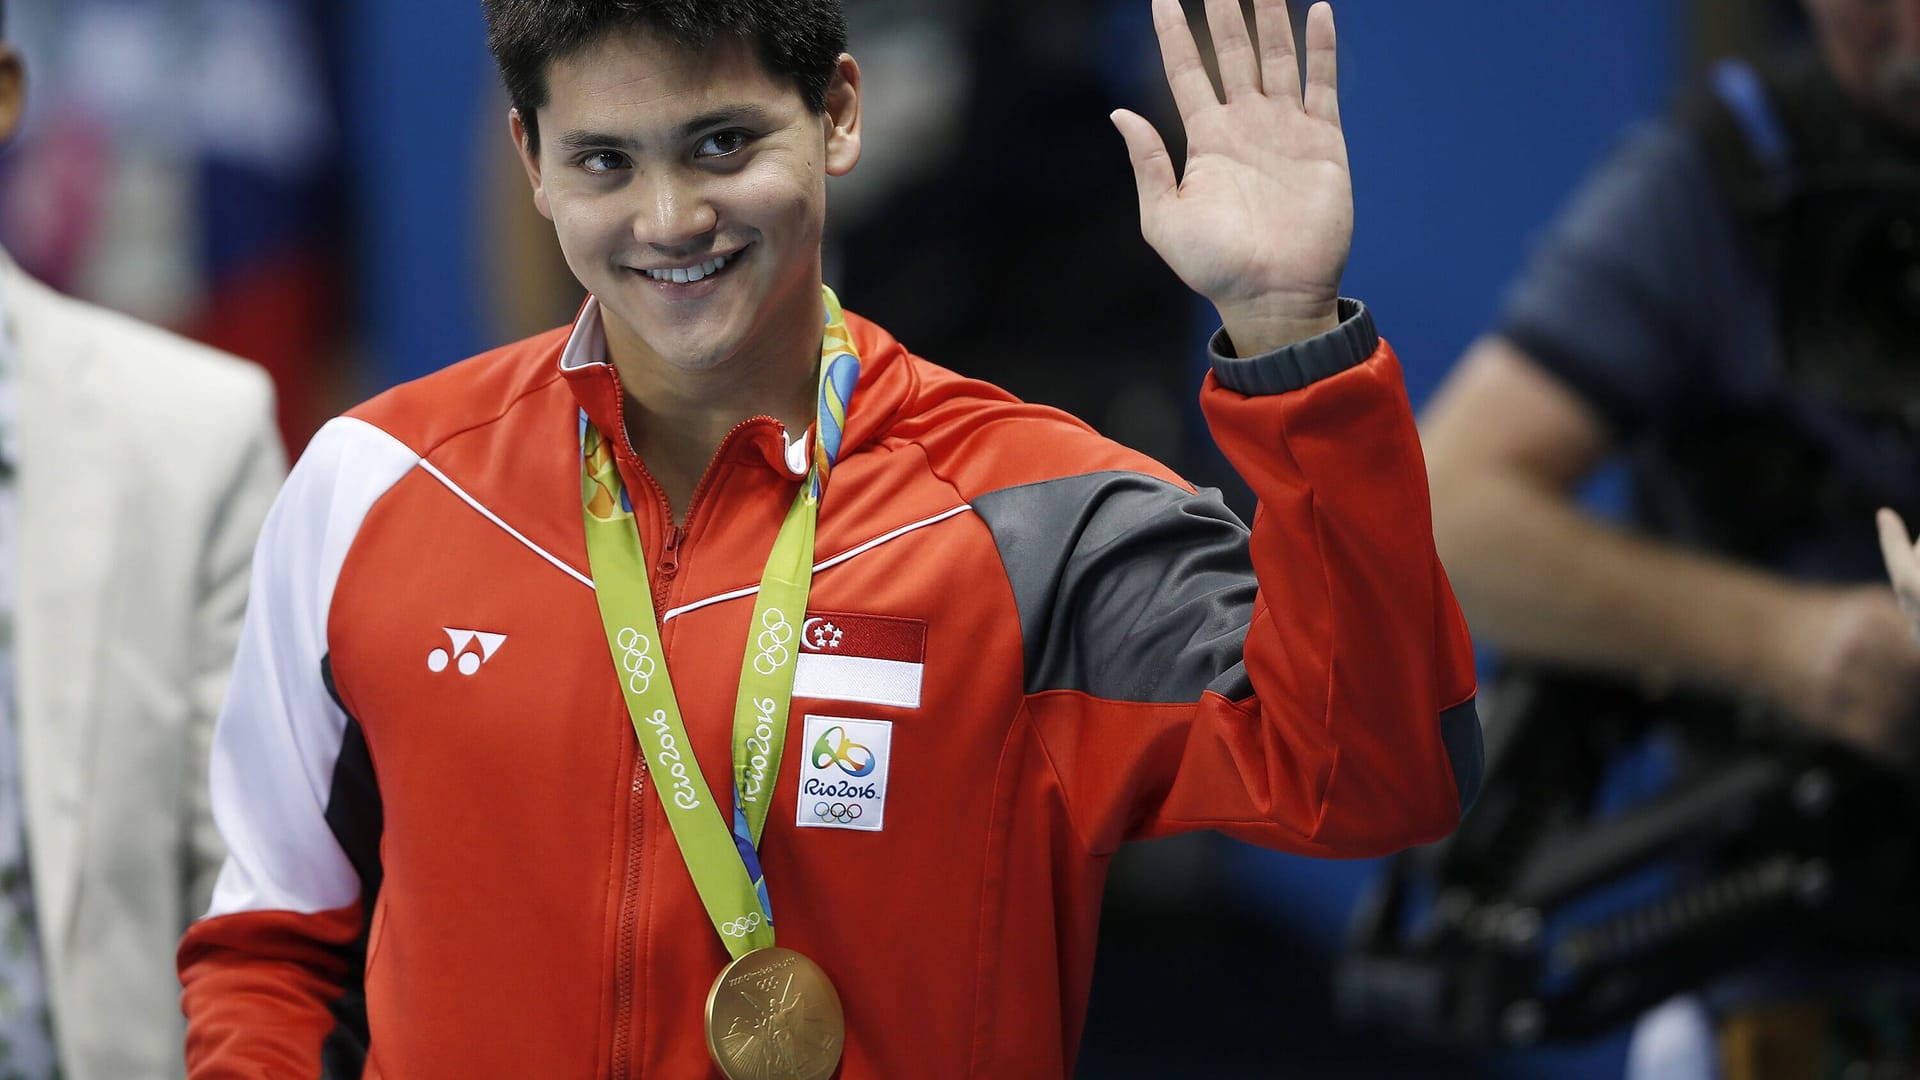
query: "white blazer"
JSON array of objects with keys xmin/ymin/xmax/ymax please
[{"xmin": 9, "ymin": 252, "xmax": 284, "ymax": 1079}]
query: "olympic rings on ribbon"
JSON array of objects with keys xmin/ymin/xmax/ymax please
[
  {"xmin": 720, "ymin": 911, "xmax": 766, "ymax": 938},
  {"xmin": 752, "ymin": 608, "xmax": 795, "ymax": 676},
  {"xmin": 616, "ymin": 626, "xmax": 656, "ymax": 694}
]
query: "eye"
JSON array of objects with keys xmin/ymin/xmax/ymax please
[
  {"xmin": 695, "ymin": 130, "xmax": 751, "ymax": 159},
  {"xmin": 577, "ymin": 150, "xmax": 630, "ymax": 175}
]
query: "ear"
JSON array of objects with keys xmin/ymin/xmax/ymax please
[
  {"xmin": 509, "ymin": 107, "xmax": 554, "ymax": 221},
  {"xmin": 822, "ymin": 53, "xmax": 862, "ymax": 177},
  {"xmin": 0, "ymin": 49, "xmax": 26, "ymax": 146}
]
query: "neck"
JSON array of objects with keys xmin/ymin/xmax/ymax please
[
  {"xmin": 622, "ymin": 361, "xmax": 815, "ymax": 477},
  {"xmin": 603, "ymin": 301, "xmax": 820, "ymax": 521}
]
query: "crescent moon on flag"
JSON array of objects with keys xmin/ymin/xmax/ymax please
[{"xmin": 801, "ymin": 617, "xmax": 827, "ymax": 650}]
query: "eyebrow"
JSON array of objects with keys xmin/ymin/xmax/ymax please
[{"xmin": 551, "ymin": 105, "xmax": 783, "ymax": 153}]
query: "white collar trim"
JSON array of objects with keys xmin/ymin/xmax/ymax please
[{"xmin": 558, "ymin": 296, "xmax": 608, "ymax": 372}]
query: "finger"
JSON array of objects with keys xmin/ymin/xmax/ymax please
[
  {"xmin": 1205, "ymin": 0, "xmax": 1263, "ymax": 98},
  {"xmin": 1302, "ymin": 1, "xmax": 1341, "ymax": 126},
  {"xmin": 1152, "ymin": 0, "xmax": 1220, "ymax": 122},
  {"xmin": 1111, "ymin": 109, "xmax": 1179, "ymax": 225},
  {"xmin": 1878, "ymin": 508, "xmax": 1920, "ymax": 593},
  {"xmin": 1252, "ymin": 0, "xmax": 1303, "ymax": 106}
]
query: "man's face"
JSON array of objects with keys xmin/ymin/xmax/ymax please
[
  {"xmin": 515, "ymin": 30, "xmax": 860, "ymax": 377},
  {"xmin": 1806, "ymin": 0, "xmax": 1920, "ymax": 131}
]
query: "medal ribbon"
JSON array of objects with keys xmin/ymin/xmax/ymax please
[{"xmin": 582, "ymin": 287, "xmax": 861, "ymax": 959}]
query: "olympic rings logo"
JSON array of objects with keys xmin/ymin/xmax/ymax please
[
  {"xmin": 752, "ymin": 609, "xmax": 795, "ymax": 676},
  {"xmin": 721, "ymin": 911, "xmax": 766, "ymax": 938},
  {"xmin": 812, "ymin": 801, "xmax": 864, "ymax": 824},
  {"xmin": 616, "ymin": 627, "xmax": 656, "ymax": 694}
]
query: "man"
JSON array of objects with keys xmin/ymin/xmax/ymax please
[
  {"xmin": 177, "ymin": 1, "xmax": 1481, "ymax": 1076},
  {"xmin": 1420, "ymin": 0, "xmax": 1920, "ymax": 1075},
  {"xmin": 0, "ymin": 7, "xmax": 285, "ymax": 1078}
]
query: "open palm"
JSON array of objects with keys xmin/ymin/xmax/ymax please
[{"xmin": 1113, "ymin": 0, "xmax": 1352, "ymax": 353}]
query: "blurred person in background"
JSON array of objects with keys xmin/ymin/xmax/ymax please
[
  {"xmin": 176, "ymin": 0, "xmax": 1482, "ymax": 1075},
  {"xmin": 1418, "ymin": 0, "xmax": 1920, "ymax": 1075},
  {"xmin": 0, "ymin": 0, "xmax": 348, "ymax": 455},
  {"xmin": 0, "ymin": 4, "xmax": 285, "ymax": 1077}
]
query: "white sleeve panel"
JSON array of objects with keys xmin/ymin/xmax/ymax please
[{"xmin": 205, "ymin": 417, "xmax": 420, "ymax": 918}]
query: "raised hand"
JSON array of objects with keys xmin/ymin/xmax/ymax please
[
  {"xmin": 1112, "ymin": 0, "xmax": 1353, "ymax": 355},
  {"xmin": 1769, "ymin": 580, "xmax": 1920, "ymax": 763}
]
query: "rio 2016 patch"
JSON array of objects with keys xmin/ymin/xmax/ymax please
[{"xmin": 795, "ymin": 714, "xmax": 892, "ymax": 832}]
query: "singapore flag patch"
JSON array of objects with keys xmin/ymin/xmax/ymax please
[
  {"xmin": 796, "ymin": 714, "xmax": 893, "ymax": 832},
  {"xmin": 792, "ymin": 611, "xmax": 926, "ymax": 709}
]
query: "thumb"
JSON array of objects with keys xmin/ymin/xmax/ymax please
[
  {"xmin": 1110, "ymin": 109, "xmax": 1177, "ymax": 228},
  {"xmin": 1879, "ymin": 507, "xmax": 1917, "ymax": 586}
]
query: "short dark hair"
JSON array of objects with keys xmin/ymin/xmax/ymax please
[{"xmin": 483, "ymin": 0, "xmax": 847, "ymax": 156}]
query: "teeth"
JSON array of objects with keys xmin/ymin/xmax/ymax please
[{"xmin": 647, "ymin": 253, "xmax": 731, "ymax": 284}]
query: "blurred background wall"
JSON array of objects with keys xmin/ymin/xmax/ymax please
[{"xmin": 0, "ymin": 0, "xmax": 1803, "ymax": 1075}]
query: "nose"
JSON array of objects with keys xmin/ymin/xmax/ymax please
[{"xmin": 633, "ymin": 168, "xmax": 718, "ymax": 252}]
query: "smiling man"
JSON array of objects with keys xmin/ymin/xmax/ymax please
[
  {"xmin": 176, "ymin": 1, "xmax": 1481, "ymax": 1077},
  {"xmin": 520, "ymin": 18, "xmax": 858, "ymax": 518}
]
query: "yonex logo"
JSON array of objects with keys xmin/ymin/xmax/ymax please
[
  {"xmin": 427, "ymin": 628, "xmax": 507, "ymax": 676},
  {"xmin": 720, "ymin": 911, "xmax": 765, "ymax": 938}
]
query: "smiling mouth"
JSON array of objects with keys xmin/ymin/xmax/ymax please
[{"xmin": 638, "ymin": 245, "xmax": 750, "ymax": 285}]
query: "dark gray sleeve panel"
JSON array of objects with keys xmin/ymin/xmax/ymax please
[
  {"xmin": 972, "ymin": 471, "xmax": 1257, "ymax": 703},
  {"xmin": 1209, "ymin": 298, "xmax": 1377, "ymax": 395}
]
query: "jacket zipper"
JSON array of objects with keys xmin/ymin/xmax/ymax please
[
  {"xmin": 608, "ymin": 758, "xmax": 646, "ymax": 1079},
  {"xmin": 607, "ymin": 411, "xmax": 782, "ymax": 1079}
]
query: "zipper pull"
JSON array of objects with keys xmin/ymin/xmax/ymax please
[{"xmin": 659, "ymin": 524, "xmax": 684, "ymax": 579}]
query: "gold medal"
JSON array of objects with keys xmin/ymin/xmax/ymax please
[{"xmin": 704, "ymin": 947, "xmax": 845, "ymax": 1080}]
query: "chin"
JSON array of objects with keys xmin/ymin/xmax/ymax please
[
  {"xmin": 650, "ymin": 334, "xmax": 744, "ymax": 374},
  {"xmin": 606, "ymin": 297, "xmax": 747, "ymax": 372}
]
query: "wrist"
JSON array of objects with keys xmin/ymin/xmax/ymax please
[
  {"xmin": 1214, "ymin": 295, "xmax": 1341, "ymax": 357},
  {"xmin": 1741, "ymin": 580, "xmax": 1824, "ymax": 709}
]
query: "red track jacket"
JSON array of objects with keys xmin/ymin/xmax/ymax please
[{"xmin": 178, "ymin": 298, "xmax": 1480, "ymax": 1078}]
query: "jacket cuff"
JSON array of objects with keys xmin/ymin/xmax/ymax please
[{"xmin": 1208, "ymin": 298, "xmax": 1377, "ymax": 395}]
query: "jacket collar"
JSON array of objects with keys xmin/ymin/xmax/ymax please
[{"xmin": 553, "ymin": 294, "xmax": 913, "ymax": 478}]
